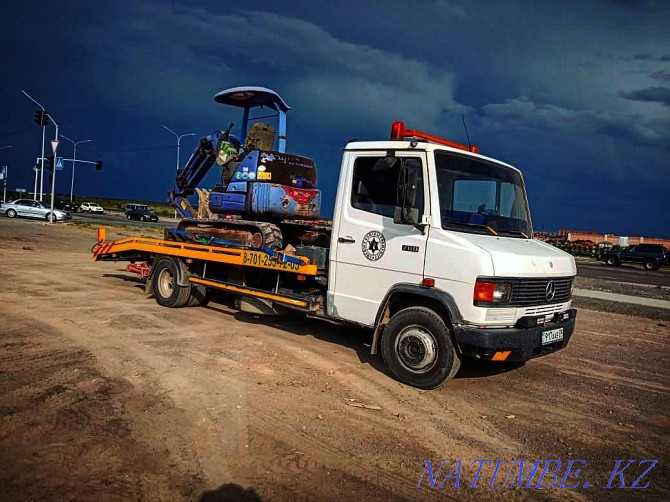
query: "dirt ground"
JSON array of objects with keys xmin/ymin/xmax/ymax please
[{"xmin": 1, "ymin": 218, "xmax": 668, "ymax": 501}]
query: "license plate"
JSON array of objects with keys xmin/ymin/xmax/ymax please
[{"xmin": 541, "ymin": 327, "xmax": 564, "ymax": 345}]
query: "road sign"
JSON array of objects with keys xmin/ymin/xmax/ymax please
[
  {"xmin": 51, "ymin": 140, "xmax": 59, "ymax": 154},
  {"xmin": 56, "ymin": 157, "xmax": 64, "ymax": 171}
]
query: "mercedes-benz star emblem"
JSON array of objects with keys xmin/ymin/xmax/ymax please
[{"xmin": 545, "ymin": 280, "xmax": 556, "ymax": 302}]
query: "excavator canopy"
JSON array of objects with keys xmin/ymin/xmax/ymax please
[{"xmin": 213, "ymin": 86, "xmax": 290, "ymax": 153}]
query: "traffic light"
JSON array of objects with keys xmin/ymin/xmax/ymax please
[
  {"xmin": 45, "ymin": 156, "xmax": 54, "ymax": 172},
  {"xmin": 33, "ymin": 110, "xmax": 51, "ymax": 126},
  {"xmin": 95, "ymin": 160, "xmax": 103, "ymax": 171}
]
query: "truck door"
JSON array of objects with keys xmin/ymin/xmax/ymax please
[{"xmin": 330, "ymin": 151, "xmax": 429, "ymax": 326}]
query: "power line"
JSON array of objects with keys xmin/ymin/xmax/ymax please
[
  {"xmin": 78, "ymin": 145, "xmax": 176, "ymax": 153},
  {"xmin": 0, "ymin": 125, "xmax": 34, "ymax": 138}
]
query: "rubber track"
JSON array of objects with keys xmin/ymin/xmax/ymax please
[{"xmin": 177, "ymin": 219, "xmax": 283, "ymax": 250}]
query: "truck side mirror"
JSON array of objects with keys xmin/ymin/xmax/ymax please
[{"xmin": 394, "ymin": 160, "xmax": 420, "ymax": 226}]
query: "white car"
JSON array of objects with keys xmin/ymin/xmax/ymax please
[
  {"xmin": 1, "ymin": 199, "xmax": 70, "ymax": 222},
  {"xmin": 79, "ymin": 202, "xmax": 104, "ymax": 214}
]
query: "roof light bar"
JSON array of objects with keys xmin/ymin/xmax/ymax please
[{"xmin": 390, "ymin": 121, "xmax": 479, "ymax": 153}]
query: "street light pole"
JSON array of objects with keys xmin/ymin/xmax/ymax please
[
  {"xmin": 60, "ymin": 135, "xmax": 92, "ymax": 201},
  {"xmin": 161, "ymin": 124, "xmax": 195, "ymax": 171},
  {"xmin": 162, "ymin": 125, "xmax": 195, "ymax": 219},
  {"xmin": 21, "ymin": 90, "xmax": 46, "ymax": 201},
  {"xmin": 48, "ymin": 115, "xmax": 59, "ymax": 223}
]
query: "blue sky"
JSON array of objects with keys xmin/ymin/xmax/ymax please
[{"xmin": 1, "ymin": 0, "xmax": 668, "ymax": 236}]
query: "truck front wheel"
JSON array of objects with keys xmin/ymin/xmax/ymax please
[
  {"xmin": 381, "ymin": 307, "xmax": 461, "ymax": 389},
  {"xmin": 153, "ymin": 259, "xmax": 191, "ymax": 308}
]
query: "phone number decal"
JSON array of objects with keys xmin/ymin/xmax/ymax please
[{"xmin": 242, "ymin": 251, "xmax": 300, "ymax": 271}]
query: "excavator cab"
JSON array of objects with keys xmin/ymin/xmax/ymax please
[{"xmin": 207, "ymin": 86, "xmax": 321, "ymax": 219}]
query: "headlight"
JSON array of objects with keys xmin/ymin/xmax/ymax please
[{"xmin": 474, "ymin": 280, "xmax": 512, "ymax": 304}]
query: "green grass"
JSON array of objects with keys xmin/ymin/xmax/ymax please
[
  {"xmin": 4, "ymin": 191, "xmax": 179, "ymax": 217},
  {"xmin": 72, "ymin": 196, "xmax": 176, "ymax": 217}
]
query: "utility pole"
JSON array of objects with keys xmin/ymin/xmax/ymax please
[
  {"xmin": 0, "ymin": 146, "xmax": 12, "ymax": 203},
  {"xmin": 0, "ymin": 165, "xmax": 7, "ymax": 203},
  {"xmin": 60, "ymin": 135, "xmax": 92, "ymax": 201},
  {"xmin": 21, "ymin": 90, "xmax": 48, "ymax": 201},
  {"xmin": 48, "ymin": 115, "xmax": 59, "ymax": 223}
]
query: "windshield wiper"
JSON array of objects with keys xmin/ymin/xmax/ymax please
[
  {"xmin": 496, "ymin": 229, "xmax": 530, "ymax": 239},
  {"xmin": 442, "ymin": 221, "xmax": 498, "ymax": 236}
]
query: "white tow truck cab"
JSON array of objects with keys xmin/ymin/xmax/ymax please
[
  {"xmin": 323, "ymin": 121, "xmax": 576, "ymax": 387},
  {"xmin": 94, "ymin": 121, "xmax": 577, "ymax": 389}
]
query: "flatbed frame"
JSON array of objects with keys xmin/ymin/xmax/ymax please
[{"xmin": 92, "ymin": 229, "xmax": 322, "ymax": 310}]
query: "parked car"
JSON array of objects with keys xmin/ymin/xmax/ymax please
[
  {"xmin": 601, "ymin": 244, "xmax": 669, "ymax": 271},
  {"xmin": 125, "ymin": 203, "xmax": 149, "ymax": 214},
  {"xmin": 0, "ymin": 199, "xmax": 70, "ymax": 222},
  {"xmin": 55, "ymin": 199, "xmax": 78, "ymax": 213},
  {"xmin": 125, "ymin": 207, "xmax": 159, "ymax": 222},
  {"xmin": 79, "ymin": 202, "xmax": 104, "ymax": 214}
]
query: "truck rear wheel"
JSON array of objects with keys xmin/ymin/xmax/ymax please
[
  {"xmin": 187, "ymin": 284, "xmax": 209, "ymax": 307},
  {"xmin": 380, "ymin": 307, "xmax": 461, "ymax": 389},
  {"xmin": 153, "ymin": 259, "xmax": 191, "ymax": 307}
]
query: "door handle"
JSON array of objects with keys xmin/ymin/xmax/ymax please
[{"xmin": 338, "ymin": 236, "xmax": 355, "ymax": 244}]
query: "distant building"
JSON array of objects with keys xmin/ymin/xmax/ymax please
[{"xmin": 553, "ymin": 230, "xmax": 670, "ymax": 248}]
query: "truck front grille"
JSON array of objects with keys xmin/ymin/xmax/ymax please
[{"xmin": 509, "ymin": 277, "xmax": 573, "ymax": 306}]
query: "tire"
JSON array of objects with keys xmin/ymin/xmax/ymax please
[
  {"xmin": 126, "ymin": 214, "xmax": 131, "ymax": 220},
  {"xmin": 644, "ymin": 259, "xmax": 659, "ymax": 271},
  {"xmin": 88, "ymin": 209, "xmax": 92, "ymax": 213},
  {"xmin": 380, "ymin": 307, "xmax": 461, "ymax": 389},
  {"xmin": 152, "ymin": 259, "xmax": 191, "ymax": 308},
  {"xmin": 605, "ymin": 256, "xmax": 619, "ymax": 266},
  {"xmin": 6, "ymin": 209, "xmax": 17, "ymax": 218},
  {"xmin": 186, "ymin": 284, "xmax": 209, "ymax": 307},
  {"xmin": 45, "ymin": 212, "xmax": 56, "ymax": 222}
]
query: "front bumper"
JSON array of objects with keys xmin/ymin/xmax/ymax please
[{"xmin": 454, "ymin": 309, "xmax": 577, "ymax": 362}]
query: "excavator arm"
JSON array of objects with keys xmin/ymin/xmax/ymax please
[{"xmin": 167, "ymin": 125, "xmax": 236, "ymax": 219}]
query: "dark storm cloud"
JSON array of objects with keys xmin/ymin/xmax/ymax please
[
  {"xmin": 620, "ymin": 86, "xmax": 670, "ymax": 107},
  {"xmin": 1, "ymin": 0, "xmax": 669, "ymax": 236},
  {"xmin": 650, "ymin": 71, "xmax": 670, "ymax": 83},
  {"xmin": 633, "ymin": 53, "xmax": 670, "ymax": 62},
  {"xmin": 614, "ymin": 0, "xmax": 665, "ymax": 12}
]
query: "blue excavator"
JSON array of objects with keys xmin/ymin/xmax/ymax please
[{"xmin": 168, "ymin": 86, "xmax": 329, "ymax": 250}]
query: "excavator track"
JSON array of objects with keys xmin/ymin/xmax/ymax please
[{"xmin": 177, "ymin": 218, "xmax": 283, "ymax": 250}]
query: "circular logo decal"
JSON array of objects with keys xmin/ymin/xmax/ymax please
[
  {"xmin": 248, "ymin": 172, "xmax": 256, "ymax": 179},
  {"xmin": 361, "ymin": 231, "xmax": 386, "ymax": 261},
  {"xmin": 545, "ymin": 280, "xmax": 556, "ymax": 302}
]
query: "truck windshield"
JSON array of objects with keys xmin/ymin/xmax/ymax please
[{"xmin": 435, "ymin": 151, "xmax": 531, "ymax": 237}]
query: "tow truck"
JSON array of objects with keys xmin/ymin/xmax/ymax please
[{"xmin": 93, "ymin": 88, "xmax": 577, "ymax": 389}]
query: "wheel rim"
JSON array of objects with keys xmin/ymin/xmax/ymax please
[
  {"xmin": 157, "ymin": 268, "xmax": 175, "ymax": 298},
  {"xmin": 8, "ymin": 210, "xmax": 15, "ymax": 218},
  {"xmin": 395, "ymin": 325, "xmax": 438, "ymax": 374}
]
